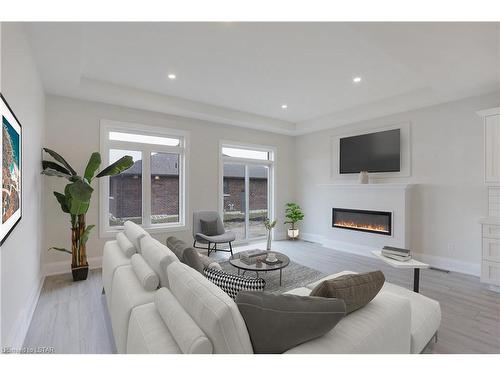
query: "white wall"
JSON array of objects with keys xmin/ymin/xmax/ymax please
[
  {"xmin": 296, "ymin": 92, "xmax": 500, "ymax": 276},
  {"xmin": 1, "ymin": 23, "xmax": 45, "ymax": 347},
  {"xmin": 43, "ymin": 95, "xmax": 296, "ymax": 273}
]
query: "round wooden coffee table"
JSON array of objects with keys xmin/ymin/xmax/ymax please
[{"xmin": 229, "ymin": 251, "xmax": 290, "ymax": 286}]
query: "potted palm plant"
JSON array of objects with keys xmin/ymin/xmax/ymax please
[
  {"xmin": 284, "ymin": 202, "xmax": 304, "ymax": 240},
  {"xmin": 41, "ymin": 148, "xmax": 133, "ymax": 281}
]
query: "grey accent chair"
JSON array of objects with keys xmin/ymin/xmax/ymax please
[{"xmin": 192, "ymin": 211, "xmax": 235, "ymax": 257}]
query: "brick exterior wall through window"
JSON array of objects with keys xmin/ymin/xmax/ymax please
[
  {"xmin": 110, "ymin": 175, "xmax": 267, "ymax": 221},
  {"xmin": 109, "ymin": 174, "xmax": 179, "ymax": 220},
  {"xmin": 223, "ymin": 177, "xmax": 268, "ymax": 212}
]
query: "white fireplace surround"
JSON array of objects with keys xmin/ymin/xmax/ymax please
[{"xmin": 302, "ymin": 183, "xmax": 414, "ymax": 257}]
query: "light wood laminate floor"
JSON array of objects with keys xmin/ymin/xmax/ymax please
[{"xmin": 24, "ymin": 240, "xmax": 500, "ymax": 354}]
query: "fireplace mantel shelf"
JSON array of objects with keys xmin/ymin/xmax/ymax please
[{"xmin": 318, "ymin": 183, "xmax": 415, "ymax": 190}]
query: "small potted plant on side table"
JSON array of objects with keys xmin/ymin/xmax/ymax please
[
  {"xmin": 264, "ymin": 218, "xmax": 277, "ymax": 250},
  {"xmin": 285, "ymin": 202, "xmax": 304, "ymax": 240}
]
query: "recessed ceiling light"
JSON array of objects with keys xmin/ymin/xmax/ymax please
[
  {"xmin": 353, "ymin": 76, "xmax": 362, "ymax": 83},
  {"xmin": 168, "ymin": 73, "xmax": 176, "ymax": 80},
  {"xmin": 281, "ymin": 104, "xmax": 288, "ymax": 109}
]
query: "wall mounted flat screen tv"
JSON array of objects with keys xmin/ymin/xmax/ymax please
[{"xmin": 340, "ymin": 129, "xmax": 400, "ymax": 174}]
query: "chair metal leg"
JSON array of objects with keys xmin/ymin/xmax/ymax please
[
  {"xmin": 207, "ymin": 242, "xmax": 211, "ymax": 256},
  {"xmin": 214, "ymin": 243, "xmax": 217, "ymax": 252},
  {"xmin": 193, "ymin": 240, "xmax": 197, "ymax": 248},
  {"xmin": 229, "ymin": 241, "xmax": 234, "ymax": 258}
]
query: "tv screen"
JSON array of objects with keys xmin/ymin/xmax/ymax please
[{"xmin": 340, "ymin": 129, "xmax": 401, "ymax": 174}]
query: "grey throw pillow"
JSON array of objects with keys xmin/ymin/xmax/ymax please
[
  {"xmin": 235, "ymin": 291, "xmax": 345, "ymax": 354},
  {"xmin": 166, "ymin": 236, "xmax": 188, "ymax": 260},
  {"xmin": 200, "ymin": 219, "xmax": 219, "ymax": 236},
  {"xmin": 310, "ymin": 271, "xmax": 385, "ymax": 314},
  {"xmin": 183, "ymin": 247, "xmax": 205, "ymax": 274}
]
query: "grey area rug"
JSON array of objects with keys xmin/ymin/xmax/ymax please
[{"xmin": 219, "ymin": 260, "xmax": 325, "ymax": 293}]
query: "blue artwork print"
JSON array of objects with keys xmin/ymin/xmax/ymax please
[{"xmin": 2, "ymin": 115, "xmax": 21, "ymax": 223}]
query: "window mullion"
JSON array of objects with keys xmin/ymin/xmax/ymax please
[
  {"xmin": 245, "ymin": 164, "xmax": 250, "ymax": 241},
  {"xmin": 143, "ymin": 149, "xmax": 152, "ymax": 227},
  {"xmin": 179, "ymin": 154, "xmax": 186, "ymax": 224}
]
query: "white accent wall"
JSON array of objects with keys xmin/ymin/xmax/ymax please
[
  {"xmin": 318, "ymin": 184, "xmax": 412, "ymax": 254},
  {"xmin": 43, "ymin": 95, "xmax": 296, "ymax": 274},
  {"xmin": 296, "ymin": 92, "xmax": 500, "ymax": 276},
  {"xmin": 1, "ymin": 24, "xmax": 46, "ymax": 348}
]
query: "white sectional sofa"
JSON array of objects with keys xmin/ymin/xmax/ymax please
[{"xmin": 102, "ymin": 222, "xmax": 441, "ymax": 354}]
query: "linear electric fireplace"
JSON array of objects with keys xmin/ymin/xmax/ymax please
[{"xmin": 332, "ymin": 208, "xmax": 392, "ymax": 236}]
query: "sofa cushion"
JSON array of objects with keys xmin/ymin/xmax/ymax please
[
  {"xmin": 116, "ymin": 232, "xmax": 136, "ymax": 258},
  {"xmin": 131, "ymin": 254, "xmax": 159, "ymax": 292},
  {"xmin": 310, "ymin": 271, "xmax": 385, "ymax": 314},
  {"xmin": 284, "ymin": 290, "xmax": 412, "ymax": 354},
  {"xmin": 127, "ymin": 303, "xmax": 182, "ymax": 354},
  {"xmin": 382, "ymin": 283, "xmax": 441, "ymax": 353},
  {"xmin": 302, "ymin": 271, "xmax": 441, "ymax": 354},
  {"xmin": 200, "ymin": 218, "xmax": 220, "ymax": 236},
  {"xmin": 284, "ymin": 287, "xmax": 313, "ymax": 297},
  {"xmin": 124, "ymin": 221, "xmax": 149, "ymax": 252},
  {"xmin": 140, "ymin": 236, "xmax": 179, "ymax": 288},
  {"xmin": 110, "ymin": 266, "xmax": 156, "ymax": 353},
  {"xmin": 167, "ymin": 262, "xmax": 253, "ymax": 353},
  {"xmin": 102, "ymin": 240, "xmax": 130, "ymax": 308},
  {"xmin": 155, "ymin": 288, "xmax": 213, "ymax": 354},
  {"xmin": 204, "ymin": 268, "xmax": 265, "ymax": 300},
  {"xmin": 235, "ymin": 291, "xmax": 345, "ymax": 354}
]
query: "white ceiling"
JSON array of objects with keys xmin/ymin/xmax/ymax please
[{"xmin": 26, "ymin": 22, "xmax": 500, "ymax": 135}]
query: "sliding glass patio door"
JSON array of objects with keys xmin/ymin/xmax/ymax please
[{"xmin": 221, "ymin": 144, "xmax": 274, "ymax": 242}]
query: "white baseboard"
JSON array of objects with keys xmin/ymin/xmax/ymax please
[
  {"xmin": 5, "ymin": 275, "xmax": 44, "ymax": 350},
  {"xmin": 43, "ymin": 256, "xmax": 103, "ymax": 277},
  {"xmin": 300, "ymin": 232, "xmax": 325, "ymax": 244},
  {"xmin": 301, "ymin": 232, "xmax": 480, "ymax": 277},
  {"xmin": 412, "ymin": 253, "xmax": 480, "ymax": 277}
]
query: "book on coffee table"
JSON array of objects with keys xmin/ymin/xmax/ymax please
[{"xmin": 239, "ymin": 249, "xmax": 268, "ymax": 265}]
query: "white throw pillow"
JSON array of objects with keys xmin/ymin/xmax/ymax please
[
  {"xmin": 155, "ymin": 288, "xmax": 213, "ymax": 354},
  {"xmin": 124, "ymin": 221, "xmax": 149, "ymax": 252},
  {"xmin": 140, "ymin": 236, "xmax": 179, "ymax": 288},
  {"xmin": 131, "ymin": 254, "xmax": 159, "ymax": 291},
  {"xmin": 116, "ymin": 232, "xmax": 136, "ymax": 258}
]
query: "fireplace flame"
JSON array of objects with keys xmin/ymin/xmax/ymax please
[{"xmin": 334, "ymin": 220, "xmax": 389, "ymax": 233}]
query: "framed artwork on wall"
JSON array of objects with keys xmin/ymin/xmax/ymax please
[{"xmin": 0, "ymin": 93, "xmax": 22, "ymax": 246}]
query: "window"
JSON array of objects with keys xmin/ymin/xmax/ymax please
[
  {"xmin": 220, "ymin": 143, "xmax": 275, "ymax": 242},
  {"xmin": 222, "ymin": 146, "xmax": 269, "ymax": 161},
  {"xmin": 100, "ymin": 120, "xmax": 188, "ymax": 236}
]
